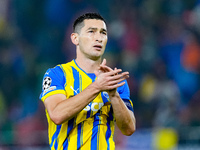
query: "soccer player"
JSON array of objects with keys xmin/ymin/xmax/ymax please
[{"xmin": 40, "ymin": 12, "xmax": 136, "ymax": 150}]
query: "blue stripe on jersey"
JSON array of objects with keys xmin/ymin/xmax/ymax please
[
  {"xmin": 85, "ymin": 74, "xmax": 94, "ymax": 119},
  {"xmin": 63, "ymin": 67, "xmax": 80, "ymax": 149},
  {"xmin": 54, "ymin": 136, "xmax": 59, "ymax": 150},
  {"xmin": 50, "ymin": 125, "xmax": 62, "ymax": 149},
  {"xmin": 63, "ymin": 118, "xmax": 75, "ymax": 150},
  {"xmin": 106, "ymin": 119, "xmax": 111, "ymax": 150},
  {"xmin": 59, "ymin": 65, "xmax": 67, "ymax": 87},
  {"xmin": 101, "ymin": 92, "xmax": 109, "ymax": 104},
  {"xmin": 108, "ymin": 106, "xmax": 114, "ymax": 121},
  {"xmin": 91, "ymin": 112, "xmax": 100, "ymax": 150},
  {"xmin": 106, "ymin": 108, "xmax": 114, "ymax": 150},
  {"xmin": 86, "ymin": 102, "xmax": 91, "ymax": 118},
  {"xmin": 87, "ymin": 73, "xmax": 96, "ymax": 82},
  {"xmin": 72, "ymin": 67, "xmax": 80, "ymax": 95},
  {"xmin": 86, "ymin": 73, "xmax": 95, "ymax": 118},
  {"xmin": 77, "ymin": 123, "xmax": 82, "ymax": 149}
]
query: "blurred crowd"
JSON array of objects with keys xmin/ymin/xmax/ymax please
[{"xmin": 0, "ymin": 0, "xmax": 200, "ymax": 147}]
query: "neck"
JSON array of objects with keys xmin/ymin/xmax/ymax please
[{"xmin": 75, "ymin": 57, "xmax": 101, "ymax": 73}]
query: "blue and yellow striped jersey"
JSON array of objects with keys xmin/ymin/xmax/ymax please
[{"xmin": 40, "ymin": 60, "xmax": 133, "ymax": 150}]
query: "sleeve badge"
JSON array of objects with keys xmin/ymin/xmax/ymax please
[{"xmin": 42, "ymin": 77, "xmax": 52, "ymax": 90}]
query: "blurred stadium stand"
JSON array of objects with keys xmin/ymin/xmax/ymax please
[{"xmin": 1, "ymin": 0, "xmax": 200, "ymax": 149}]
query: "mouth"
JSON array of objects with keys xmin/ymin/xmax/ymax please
[{"xmin": 93, "ymin": 44, "xmax": 102, "ymax": 50}]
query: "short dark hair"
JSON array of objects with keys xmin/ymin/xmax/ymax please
[{"xmin": 73, "ymin": 13, "xmax": 106, "ymax": 33}]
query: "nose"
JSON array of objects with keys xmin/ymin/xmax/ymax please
[{"xmin": 95, "ymin": 32, "xmax": 103, "ymax": 43}]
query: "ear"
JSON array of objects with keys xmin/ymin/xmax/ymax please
[{"xmin": 71, "ymin": 33, "xmax": 79, "ymax": 45}]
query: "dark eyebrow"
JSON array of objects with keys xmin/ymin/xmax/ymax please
[
  {"xmin": 87, "ymin": 27, "xmax": 107, "ymax": 32},
  {"xmin": 86, "ymin": 27, "xmax": 97, "ymax": 31},
  {"xmin": 101, "ymin": 28, "xmax": 107, "ymax": 33}
]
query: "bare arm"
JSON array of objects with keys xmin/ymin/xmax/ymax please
[
  {"xmin": 44, "ymin": 83, "xmax": 100, "ymax": 125},
  {"xmin": 109, "ymin": 92, "xmax": 136, "ymax": 136}
]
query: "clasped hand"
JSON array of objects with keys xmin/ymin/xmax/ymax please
[{"xmin": 94, "ymin": 59, "xmax": 129, "ymax": 96}]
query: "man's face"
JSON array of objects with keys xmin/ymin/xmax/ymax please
[{"xmin": 77, "ymin": 19, "xmax": 108, "ymax": 60}]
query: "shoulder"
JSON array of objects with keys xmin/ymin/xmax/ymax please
[
  {"xmin": 45, "ymin": 60, "xmax": 74, "ymax": 76},
  {"xmin": 43, "ymin": 65, "xmax": 63, "ymax": 79},
  {"xmin": 57, "ymin": 60, "xmax": 76, "ymax": 74}
]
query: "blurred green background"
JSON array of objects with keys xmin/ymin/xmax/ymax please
[{"xmin": 0, "ymin": 0, "xmax": 200, "ymax": 149}]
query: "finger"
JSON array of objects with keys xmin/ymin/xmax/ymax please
[
  {"xmin": 98, "ymin": 66, "xmax": 107, "ymax": 73},
  {"xmin": 101, "ymin": 58, "xmax": 106, "ymax": 66},
  {"xmin": 106, "ymin": 82, "xmax": 126, "ymax": 90},
  {"xmin": 114, "ymin": 81, "xmax": 126, "ymax": 88},
  {"xmin": 113, "ymin": 72, "xmax": 129, "ymax": 79},
  {"xmin": 107, "ymin": 76, "xmax": 129, "ymax": 86},
  {"xmin": 99, "ymin": 59, "xmax": 112, "ymax": 73},
  {"xmin": 105, "ymin": 69, "xmax": 122, "ymax": 76},
  {"xmin": 99, "ymin": 65, "xmax": 113, "ymax": 72},
  {"xmin": 114, "ymin": 67, "xmax": 117, "ymax": 75}
]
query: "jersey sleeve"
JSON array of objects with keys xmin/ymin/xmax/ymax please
[
  {"xmin": 117, "ymin": 80, "xmax": 134, "ymax": 112},
  {"xmin": 39, "ymin": 65, "xmax": 66, "ymax": 102}
]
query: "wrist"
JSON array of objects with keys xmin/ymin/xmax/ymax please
[
  {"xmin": 90, "ymin": 81, "xmax": 101, "ymax": 94},
  {"xmin": 108, "ymin": 91, "xmax": 119, "ymax": 98}
]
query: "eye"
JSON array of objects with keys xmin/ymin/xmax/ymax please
[
  {"xmin": 88, "ymin": 30, "xmax": 94, "ymax": 33},
  {"xmin": 101, "ymin": 31, "xmax": 107, "ymax": 35},
  {"xmin": 102, "ymin": 31, "xmax": 107, "ymax": 35}
]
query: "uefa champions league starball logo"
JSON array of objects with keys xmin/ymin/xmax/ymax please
[{"xmin": 42, "ymin": 77, "xmax": 52, "ymax": 90}]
